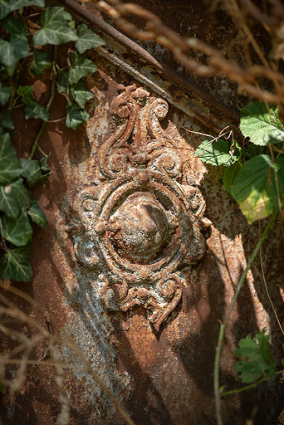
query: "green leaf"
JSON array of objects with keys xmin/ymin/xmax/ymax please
[
  {"xmin": 231, "ymin": 155, "xmax": 278, "ymax": 223},
  {"xmin": 57, "ymin": 71, "xmax": 69, "ymax": 93},
  {"xmin": 0, "ymin": 109, "xmax": 14, "ymax": 129},
  {"xmin": 234, "ymin": 330, "xmax": 276, "ymax": 384},
  {"xmin": 0, "ymin": 132, "xmax": 23, "ymax": 184},
  {"xmin": 0, "ymin": 178, "xmax": 26, "ymax": 218},
  {"xmin": 9, "ymin": 0, "xmax": 44, "ymax": 11},
  {"xmin": 75, "ymin": 23, "xmax": 105, "ymax": 54},
  {"xmin": 28, "ymin": 198, "xmax": 47, "ymax": 227},
  {"xmin": 0, "ymin": 1, "xmax": 11, "ymax": 20},
  {"xmin": 0, "ymin": 36, "xmax": 30, "ymax": 75},
  {"xmin": 240, "ymin": 102, "xmax": 284, "ymax": 145},
  {"xmin": 33, "ymin": 6, "xmax": 78, "ymax": 46},
  {"xmin": 24, "ymin": 102, "xmax": 49, "ymax": 121},
  {"xmin": 17, "ymin": 85, "xmax": 33, "ymax": 104},
  {"xmin": 39, "ymin": 156, "xmax": 50, "ymax": 177},
  {"xmin": 66, "ymin": 104, "xmax": 89, "ymax": 130},
  {"xmin": 0, "ymin": 81, "xmax": 12, "ymax": 105},
  {"xmin": 20, "ymin": 158, "xmax": 42, "ymax": 185},
  {"xmin": 30, "ymin": 49, "xmax": 51, "ymax": 75},
  {"xmin": 223, "ymin": 162, "xmax": 242, "ymax": 195},
  {"xmin": 1, "ymin": 212, "xmax": 32, "ymax": 246},
  {"xmin": 68, "ymin": 52, "xmax": 97, "ymax": 85},
  {"xmin": 71, "ymin": 80, "xmax": 94, "ymax": 109},
  {"xmin": 1, "ymin": 14, "xmax": 29, "ymax": 37},
  {"xmin": 0, "ymin": 245, "xmax": 32, "ymax": 281},
  {"xmin": 195, "ymin": 139, "xmax": 240, "ymax": 166}
]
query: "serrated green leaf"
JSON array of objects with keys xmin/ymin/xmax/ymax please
[
  {"xmin": 28, "ymin": 198, "xmax": 47, "ymax": 227},
  {"xmin": 0, "ymin": 1, "xmax": 11, "ymax": 20},
  {"xmin": 0, "ymin": 245, "xmax": 32, "ymax": 281},
  {"xmin": 9, "ymin": 0, "xmax": 44, "ymax": 11},
  {"xmin": 1, "ymin": 212, "xmax": 32, "ymax": 246},
  {"xmin": 195, "ymin": 139, "xmax": 240, "ymax": 166},
  {"xmin": 0, "ymin": 132, "xmax": 23, "ymax": 184},
  {"xmin": 231, "ymin": 155, "xmax": 278, "ymax": 223},
  {"xmin": 1, "ymin": 14, "xmax": 29, "ymax": 37},
  {"xmin": 240, "ymin": 102, "xmax": 284, "ymax": 145},
  {"xmin": 24, "ymin": 102, "xmax": 49, "ymax": 121},
  {"xmin": 223, "ymin": 162, "xmax": 242, "ymax": 195},
  {"xmin": 0, "ymin": 81, "xmax": 12, "ymax": 105},
  {"xmin": 66, "ymin": 103, "xmax": 89, "ymax": 130},
  {"xmin": 0, "ymin": 109, "xmax": 14, "ymax": 129},
  {"xmin": 0, "ymin": 178, "xmax": 26, "ymax": 218},
  {"xmin": 30, "ymin": 49, "xmax": 51, "ymax": 75},
  {"xmin": 75, "ymin": 23, "xmax": 105, "ymax": 54},
  {"xmin": 0, "ymin": 36, "xmax": 30, "ymax": 74},
  {"xmin": 234, "ymin": 330, "xmax": 276, "ymax": 384},
  {"xmin": 69, "ymin": 52, "xmax": 97, "ymax": 85},
  {"xmin": 71, "ymin": 80, "xmax": 94, "ymax": 109},
  {"xmin": 57, "ymin": 71, "xmax": 69, "ymax": 93},
  {"xmin": 33, "ymin": 6, "xmax": 78, "ymax": 46}
]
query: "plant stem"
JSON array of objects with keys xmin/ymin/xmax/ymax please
[
  {"xmin": 214, "ymin": 211, "xmax": 278, "ymax": 425},
  {"xmin": 29, "ymin": 45, "xmax": 58, "ymax": 160}
]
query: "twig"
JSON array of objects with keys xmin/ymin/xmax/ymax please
[{"xmin": 214, "ymin": 211, "xmax": 278, "ymax": 425}]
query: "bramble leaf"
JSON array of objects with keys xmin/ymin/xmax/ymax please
[
  {"xmin": 231, "ymin": 155, "xmax": 278, "ymax": 223},
  {"xmin": 0, "ymin": 132, "xmax": 23, "ymax": 184},
  {"xmin": 68, "ymin": 52, "xmax": 97, "ymax": 85},
  {"xmin": 30, "ymin": 49, "xmax": 51, "ymax": 75},
  {"xmin": 195, "ymin": 139, "xmax": 240, "ymax": 166},
  {"xmin": 71, "ymin": 80, "xmax": 94, "ymax": 109},
  {"xmin": 66, "ymin": 103, "xmax": 89, "ymax": 130},
  {"xmin": 234, "ymin": 330, "xmax": 276, "ymax": 384},
  {"xmin": 28, "ymin": 198, "xmax": 47, "ymax": 227},
  {"xmin": 1, "ymin": 212, "xmax": 32, "ymax": 246},
  {"xmin": 223, "ymin": 162, "xmax": 242, "ymax": 195},
  {"xmin": 33, "ymin": 6, "xmax": 78, "ymax": 46},
  {"xmin": 0, "ymin": 245, "xmax": 32, "ymax": 281},
  {"xmin": 75, "ymin": 23, "xmax": 105, "ymax": 54},
  {"xmin": 240, "ymin": 102, "xmax": 284, "ymax": 145},
  {"xmin": 0, "ymin": 81, "xmax": 12, "ymax": 105}
]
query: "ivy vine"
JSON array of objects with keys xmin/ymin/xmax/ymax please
[{"xmin": 0, "ymin": 0, "xmax": 104, "ymax": 281}]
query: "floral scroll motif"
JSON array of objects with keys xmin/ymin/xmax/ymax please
[{"xmin": 68, "ymin": 84, "xmax": 210, "ymax": 331}]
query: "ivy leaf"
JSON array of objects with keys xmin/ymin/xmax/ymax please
[
  {"xmin": 20, "ymin": 158, "xmax": 42, "ymax": 186},
  {"xmin": 234, "ymin": 330, "xmax": 276, "ymax": 384},
  {"xmin": 1, "ymin": 212, "xmax": 32, "ymax": 246},
  {"xmin": 0, "ymin": 1, "xmax": 11, "ymax": 20},
  {"xmin": 28, "ymin": 198, "xmax": 47, "ymax": 227},
  {"xmin": 71, "ymin": 80, "xmax": 94, "ymax": 109},
  {"xmin": 0, "ymin": 81, "xmax": 12, "ymax": 105},
  {"xmin": 75, "ymin": 23, "xmax": 105, "ymax": 54},
  {"xmin": 0, "ymin": 132, "xmax": 23, "ymax": 184},
  {"xmin": 57, "ymin": 71, "xmax": 69, "ymax": 93},
  {"xmin": 0, "ymin": 109, "xmax": 14, "ymax": 129},
  {"xmin": 0, "ymin": 36, "xmax": 30, "ymax": 75},
  {"xmin": 68, "ymin": 52, "xmax": 97, "ymax": 85},
  {"xmin": 0, "ymin": 14, "xmax": 29, "ymax": 37},
  {"xmin": 30, "ymin": 49, "xmax": 51, "ymax": 75},
  {"xmin": 240, "ymin": 102, "xmax": 284, "ymax": 145},
  {"xmin": 0, "ymin": 178, "xmax": 26, "ymax": 218},
  {"xmin": 66, "ymin": 104, "xmax": 89, "ymax": 130},
  {"xmin": 39, "ymin": 156, "xmax": 50, "ymax": 177},
  {"xmin": 195, "ymin": 139, "xmax": 240, "ymax": 166},
  {"xmin": 24, "ymin": 102, "xmax": 49, "ymax": 121},
  {"xmin": 0, "ymin": 245, "xmax": 32, "ymax": 282},
  {"xmin": 17, "ymin": 85, "xmax": 33, "ymax": 103},
  {"xmin": 231, "ymin": 155, "xmax": 278, "ymax": 223},
  {"xmin": 33, "ymin": 6, "xmax": 78, "ymax": 46}
]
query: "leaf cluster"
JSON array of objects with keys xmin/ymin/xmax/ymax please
[
  {"xmin": 0, "ymin": 0, "xmax": 104, "ymax": 281},
  {"xmin": 196, "ymin": 102, "xmax": 284, "ymax": 223}
]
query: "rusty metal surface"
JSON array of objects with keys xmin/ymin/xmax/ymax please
[{"xmin": 1, "ymin": 3, "xmax": 284, "ymax": 425}]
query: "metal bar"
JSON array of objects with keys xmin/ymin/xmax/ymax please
[{"xmin": 59, "ymin": 0, "xmax": 240, "ymax": 122}]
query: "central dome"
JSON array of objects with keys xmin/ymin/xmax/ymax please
[{"xmin": 108, "ymin": 192, "xmax": 169, "ymax": 263}]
